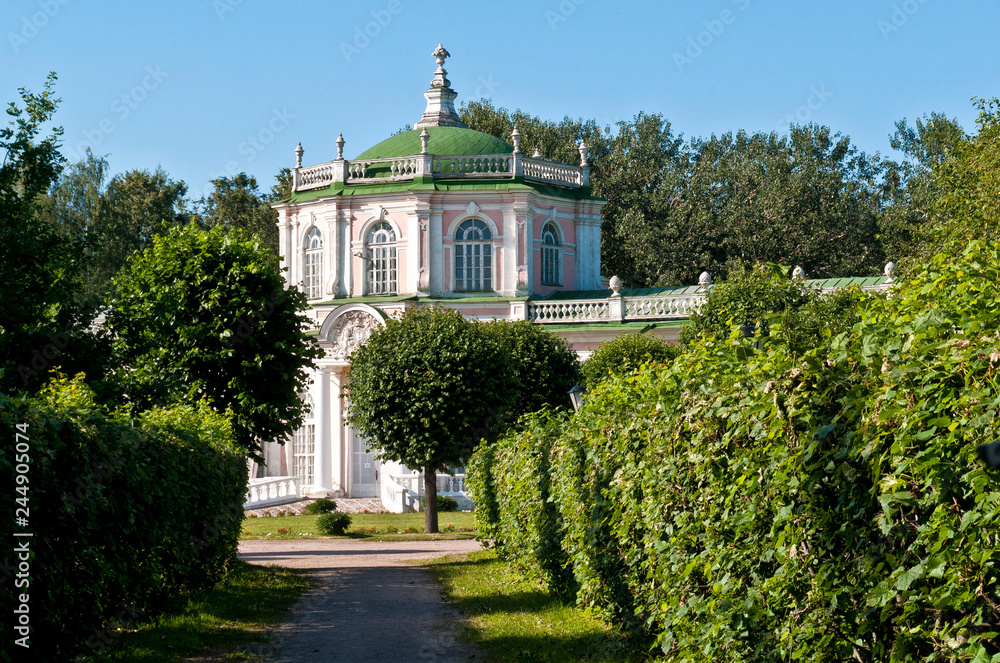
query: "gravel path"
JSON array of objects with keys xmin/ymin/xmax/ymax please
[{"xmin": 238, "ymin": 539, "xmax": 484, "ymax": 662}]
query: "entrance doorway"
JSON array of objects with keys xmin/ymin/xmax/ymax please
[{"xmin": 348, "ymin": 426, "xmax": 379, "ymax": 498}]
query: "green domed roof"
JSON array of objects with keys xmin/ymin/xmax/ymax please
[{"xmin": 356, "ymin": 126, "xmax": 513, "ymax": 159}]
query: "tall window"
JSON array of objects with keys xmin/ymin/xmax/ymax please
[
  {"xmin": 366, "ymin": 221, "xmax": 397, "ymax": 294},
  {"xmin": 304, "ymin": 227, "xmax": 323, "ymax": 300},
  {"xmin": 292, "ymin": 394, "xmax": 315, "ymax": 488},
  {"xmin": 541, "ymin": 222, "xmax": 561, "ymax": 285},
  {"xmin": 455, "ymin": 218, "xmax": 492, "ymax": 292}
]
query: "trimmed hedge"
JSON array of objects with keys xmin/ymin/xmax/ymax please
[
  {"xmin": 469, "ymin": 242, "xmax": 1000, "ymax": 661},
  {"xmin": 0, "ymin": 375, "xmax": 247, "ymax": 661}
]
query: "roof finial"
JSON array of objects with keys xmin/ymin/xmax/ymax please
[
  {"xmin": 511, "ymin": 126, "xmax": 522, "ymax": 154},
  {"xmin": 294, "ymin": 142, "xmax": 304, "ymax": 168},
  {"xmin": 431, "ymin": 43, "xmax": 451, "ymax": 88},
  {"xmin": 420, "ymin": 128, "xmax": 430, "ymax": 154},
  {"xmin": 335, "ymin": 133, "xmax": 345, "ymax": 160}
]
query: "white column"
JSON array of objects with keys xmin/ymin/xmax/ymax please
[
  {"xmin": 429, "ymin": 208, "xmax": 444, "ymax": 295},
  {"xmin": 330, "ymin": 368, "xmax": 346, "ymax": 495},
  {"xmin": 313, "ymin": 366, "xmax": 333, "ymax": 495}
]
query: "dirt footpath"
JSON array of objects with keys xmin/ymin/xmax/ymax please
[{"xmin": 238, "ymin": 539, "xmax": 483, "ymax": 662}]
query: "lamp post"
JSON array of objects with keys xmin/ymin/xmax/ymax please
[
  {"xmin": 739, "ymin": 321, "xmax": 764, "ymax": 351},
  {"xmin": 568, "ymin": 384, "xmax": 587, "ymax": 412},
  {"xmin": 978, "ymin": 441, "xmax": 1000, "ymax": 467}
]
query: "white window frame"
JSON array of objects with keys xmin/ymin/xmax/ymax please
[
  {"xmin": 541, "ymin": 222, "xmax": 561, "ymax": 286},
  {"xmin": 292, "ymin": 394, "xmax": 315, "ymax": 488},
  {"xmin": 454, "ymin": 218, "xmax": 493, "ymax": 292},
  {"xmin": 303, "ymin": 227, "xmax": 323, "ymax": 300},
  {"xmin": 366, "ymin": 221, "xmax": 397, "ymax": 295}
]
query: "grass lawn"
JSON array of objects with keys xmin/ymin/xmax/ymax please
[
  {"xmin": 421, "ymin": 549, "xmax": 654, "ymax": 662},
  {"xmin": 80, "ymin": 560, "xmax": 311, "ymax": 662},
  {"xmin": 240, "ymin": 511, "xmax": 478, "ymax": 541}
]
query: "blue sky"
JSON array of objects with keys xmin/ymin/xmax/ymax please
[{"xmin": 3, "ymin": 0, "xmax": 998, "ymax": 201}]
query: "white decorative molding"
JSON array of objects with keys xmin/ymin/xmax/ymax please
[
  {"xmin": 318, "ymin": 305, "xmax": 386, "ymax": 363},
  {"xmin": 466, "ymin": 201, "xmax": 480, "ymax": 217}
]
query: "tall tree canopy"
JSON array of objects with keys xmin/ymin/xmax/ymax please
[
  {"xmin": 462, "ymin": 101, "xmax": 897, "ymax": 287},
  {"xmin": 108, "ymin": 223, "xmax": 321, "ymax": 456},
  {"xmin": 195, "ymin": 172, "xmax": 280, "ymax": 254}
]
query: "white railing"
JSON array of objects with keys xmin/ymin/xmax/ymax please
[
  {"xmin": 244, "ymin": 476, "xmax": 301, "ymax": 509},
  {"xmin": 522, "ymin": 157, "xmax": 583, "ymax": 187},
  {"xmin": 383, "ymin": 471, "xmax": 468, "ymax": 513},
  {"xmin": 347, "ymin": 156, "xmax": 420, "ymax": 183},
  {"xmin": 529, "ymin": 299, "xmax": 611, "ymax": 323},
  {"xmin": 625, "ymin": 294, "xmax": 704, "ymax": 319},
  {"xmin": 433, "ymin": 154, "xmax": 513, "ymax": 178},
  {"xmin": 294, "ymin": 162, "xmax": 337, "ymax": 191},
  {"xmin": 292, "ymin": 153, "xmax": 585, "ymax": 192}
]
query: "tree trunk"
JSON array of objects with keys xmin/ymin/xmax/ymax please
[{"xmin": 423, "ymin": 465, "xmax": 439, "ymax": 533}]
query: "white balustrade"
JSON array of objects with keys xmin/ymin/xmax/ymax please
[
  {"xmin": 433, "ymin": 154, "xmax": 513, "ymax": 178},
  {"xmin": 521, "ymin": 157, "xmax": 583, "ymax": 187},
  {"xmin": 529, "ymin": 299, "xmax": 611, "ymax": 323},
  {"xmin": 347, "ymin": 157, "xmax": 420, "ymax": 183},
  {"xmin": 244, "ymin": 476, "xmax": 301, "ymax": 509},
  {"xmin": 294, "ymin": 162, "xmax": 336, "ymax": 191},
  {"xmin": 625, "ymin": 294, "xmax": 704, "ymax": 319}
]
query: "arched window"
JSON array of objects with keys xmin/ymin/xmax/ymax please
[
  {"xmin": 541, "ymin": 222, "xmax": 561, "ymax": 286},
  {"xmin": 366, "ymin": 221, "xmax": 397, "ymax": 295},
  {"xmin": 454, "ymin": 218, "xmax": 492, "ymax": 292},
  {"xmin": 292, "ymin": 394, "xmax": 315, "ymax": 488},
  {"xmin": 303, "ymin": 227, "xmax": 323, "ymax": 300}
]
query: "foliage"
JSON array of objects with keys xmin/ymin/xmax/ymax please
[
  {"xmin": 0, "ymin": 375, "xmax": 247, "ymax": 661},
  {"xmin": 0, "ymin": 73, "xmax": 90, "ymax": 395},
  {"xmin": 679, "ymin": 261, "xmax": 811, "ymax": 344},
  {"xmin": 436, "ymin": 495, "xmax": 459, "ymax": 513},
  {"xmin": 107, "ymin": 222, "xmax": 321, "ymax": 456},
  {"xmin": 917, "ymin": 98, "xmax": 1000, "ymax": 258},
  {"xmin": 195, "ymin": 172, "xmax": 279, "ymax": 254},
  {"xmin": 302, "ymin": 498, "xmax": 337, "ymax": 514},
  {"xmin": 346, "ymin": 306, "xmax": 513, "ymax": 532},
  {"xmin": 469, "ymin": 242, "xmax": 1000, "ymax": 661},
  {"xmin": 472, "ymin": 408, "xmax": 575, "ymax": 597},
  {"xmin": 484, "ymin": 319, "xmax": 582, "ymax": 418},
  {"xmin": 316, "ymin": 512, "xmax": 352, "ymax": 535},
  {"xmin": 463, "ymin": 99, "xmax": 894, "ymax": 288},
  {"xmin": 581, "ymin": 331, "xmax": 679, "ymax": 387}
]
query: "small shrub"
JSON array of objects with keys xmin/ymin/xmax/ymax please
[
  {"xmin": 303, "ymin": 498, "xmax": 338, "ymax": 515},
  {"xmin": 384, "ymin": 525, "xmax": 399, "ymax": 534},
  {"xmin": 316, "ymin": 512, "xmax": 351, "ymax": 536},
  {"xmin": 582, "ymin": 331, "xmax": 680, "ymax": 387},
  {"xmin": 437, "ymin": 495, "xmax": 459, "ymax": 512}
]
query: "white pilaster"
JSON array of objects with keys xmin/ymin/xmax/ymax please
[{"xmin": 313, "ymin": 366, "xmax": 333, "ymax": 495}]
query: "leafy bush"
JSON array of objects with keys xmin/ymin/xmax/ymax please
[
  {"xmin": 0, "ymin": 374, "xmax": 246, "ymax": 661},
  {"xmin": 467, "ymin": 441, "xmax": 501, "ymax": 541},
  {"xmin": 492, "ymin": 409, "xmax": 575, "ymax": 598},
  {"xmin": 436, "ymin": 495, "xmax": 459, "ymax": 512},
  {"xmin": 485, "ymin": 319, "xmax": 582, "ymax": 417},
  {"xmin": 581, "ymin": 331, "xmax": 680, "ymax": 387},
  {"xmin": 679, "ymin": 261, "xmax": 810, "ymax": 344},
  {"xmin": 316, "ymin": 512, "xmax": 352, "ymax": 536},
  {"xmin": 303, "ymin": 498, "xmax": 337, "ymax": 515},
  {"xmin": 470, "ymin": 242, "xmax": 1000, "ymax": 661}
]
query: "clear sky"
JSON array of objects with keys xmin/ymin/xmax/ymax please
[{"xmin": 3, "ymin": 0, "xmax": 998, "ymax": 201}]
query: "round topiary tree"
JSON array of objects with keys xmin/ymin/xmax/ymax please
[
  {"xmin": 484, "ymin": 319, "xmax": 582, "ymax": 420},
  {"xmin": 346, "ymin": 306, "xmax": 513, "ymax": 533},
  {"xmin": 582, "ymin": 332, "xmax": 680, "ymax": 387}
]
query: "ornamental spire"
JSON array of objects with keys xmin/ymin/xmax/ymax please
[{"xmin": 415, "ymin": 44, "xmax": 467, "ymax": 129}]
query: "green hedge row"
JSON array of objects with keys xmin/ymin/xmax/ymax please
[
  {"xmin": 0, "ymin": 375, "xmax": 247, "ymax": 661},
  {"xmin": 470, "ymin": 242, "xmax": 1000, "ymax": 661}
]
